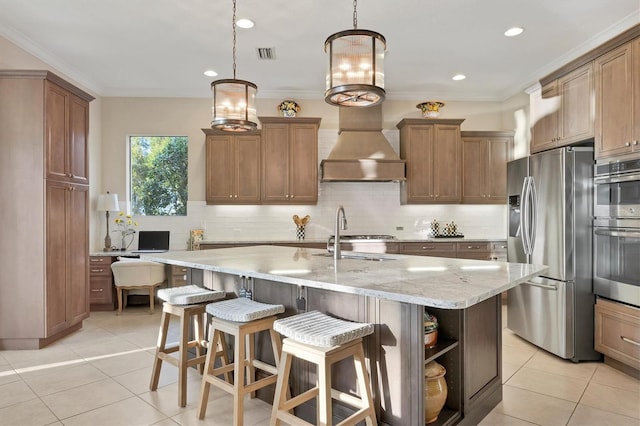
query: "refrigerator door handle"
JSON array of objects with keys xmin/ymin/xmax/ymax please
[
  {"xmin": 521, "ymin": 177, "xmax": 531, "ymax": 255},
  {"xmin": 529, "ymin": 176, "xmax": 538, "ymax": 254}
]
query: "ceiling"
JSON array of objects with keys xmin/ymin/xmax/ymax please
[{"xmin": 1, "ymin": 0, "xmax": 638, "ymax": 101}]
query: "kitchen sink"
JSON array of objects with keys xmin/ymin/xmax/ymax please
[{"xmin": 312, "ymin": 252, "xmax": 396, "ymax": 261}]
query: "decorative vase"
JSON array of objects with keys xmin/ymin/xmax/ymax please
[
  {"xmin": 282, "ymin": 109, "xmax": 297, "ymax": 117},
  {"xmin": 278, "ymin": 100, "xmax": 300, "ymax": 117},
  {"xmin": 424, "ymin": 360, "xmax": 448, "ymax": 424},
  {"xmin": 296, "ymin": 225, "xmax": 305, "ymax": 240},
  {"xmin": 417, "ymin": 101, "xmax": 445, "ymax": 118}
]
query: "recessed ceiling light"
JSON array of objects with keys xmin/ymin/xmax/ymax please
[
  {"xmin": 204, "ymin": 70, "xmax": 218, "ymax": 77},
  {"xmin": 504, "ymin": 27, "xmax": 524, "ymax": 37},
  {"xmin": 452, "ymin": 74, "xmax": 466, "ymax": 81},
  {"xmin": 236, "ymin": 18, "xmax": 255, "ymax": 29}
]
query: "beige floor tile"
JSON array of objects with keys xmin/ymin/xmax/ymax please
[
  {"xmin": 502, "ymin": 360, "xmax": 523, "ymax": 384},
  {"xmin": 170, "ymin": 394, "xmax": 272, "ymax": 426},
  {"xmin": 524, "ymin": 350, "xmax": 599, "ymax": 381},
  {"xmin": 478, "ymin": 409, "xmax": 538, "ymax": 425},
  {"xmin": 506, "ymin": 366, "xmax": 589, "ymax": 402},
  {"xmin": 0, "ymin": 398, "xmax": 58, "ymax": 425},
  {"xmin": 494, "ymin": 384, "xmax": 576, "ymax": 425},
  {"xmin": 568, "ymin": 403, "xmax": 640, "ymax": 425},
  {"xmin": 150, "ymin": 418, "xmax": 180, "ymax": 426},
  {"xmin": 41, "ymin": 377, "xmax": 134, "ymax": 419},
  {"xmin": 0, "ymin": 380, "xmax": 38, "ymax": 409},
  {"xmin": 61, "ymin": 396, "xmax": 166, "ymax": 426},
  {"xmin": 0, "ymin": 364, "xmax": 20, "ymax": 386},
  {"xmin": 65, "ymin": 335, "xmax": 142, "ymax": 360},
  {"xmin": 502, "ymin": 329, "xmax": 540, "ymax": 352},
  {"xmin": 1, "ymin": 345, "xmax": 82, "ymax": 370},
  {"xmin": 20, "ymin": 362, "xmax": 107, "ymax": 397},
  {"xmin": 113, "ymin": 364, "xmax": 178, "ymax": 395},
  {"xmin": 502, "ymin": 344, "xmax": 536, "ymax": 369},
  {"xmin": 591, "ymin": 363, "xmax": 640, "ymax": 393},
  {"xmin": 579, "ymin": 381, "xmax": 640, "ymax": 419},
  {"xmin": 88, "ymin": 347, "xmax": 156, "ymax": 377}
]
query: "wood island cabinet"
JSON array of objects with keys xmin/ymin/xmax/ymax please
[
  {"xmin": 530, "ymin": 63, "xmax": 595, "ymax": 154},
  {"xmin": 0, "ymin": 70, "xmax": 93, "ymax": 349},
  {"xmin": 204, "ymin": 131, "xmax": 261, "ymax": 204},
  {"xmin": 594, "ymin": 38, "xmax": 640, "ymax": 159},
  {"xmin": 461, "ymin": 131, "xmax": 512, "ymax": 204},
  {"xmin": 259, "ymin": 117, "xmax": 320, "ymax": 204},
  {"xmin": 397, "ymin": 118, "xmax": 465, "ymax": 204}
]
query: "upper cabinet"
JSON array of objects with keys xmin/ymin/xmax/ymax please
[
  {"xmin": 260, "ymin": 117, "xmax": 321, "ymax": 204},
  {"xmin": 530, "ymin": 63, "xmax": 594, "ymax": 154},
  {"xmin": 461, "ymin": 131, "xmax": 512, "ymax": 204},
  {"xmin": 205, "ymin": 132, "xmax": 261, "ymax": 204},
  {"xmin": 594, "ymin": 38, "xmax": 640, "ymax": 159},
  {"xmin": 45, "ymin": 79, "xmax": 91, "ymax": 184},
  {"xmin": 398, "ymin": 119, "xmax": 464, "ymax": 204}
]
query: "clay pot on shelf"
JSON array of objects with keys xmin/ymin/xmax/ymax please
[{"xmin": 424, "ymin": 360, "xmax": 448, "ymax": 424}]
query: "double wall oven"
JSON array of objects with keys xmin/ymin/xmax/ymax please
[{"xmin": 593, "ymin": 155, "xmax": 640, "ymax": 307}]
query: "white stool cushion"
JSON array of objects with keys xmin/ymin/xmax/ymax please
[
  {"xmin": 157, "ymin": 285, "xmax": 225, "ymax": 305},
  {"xmin": 274, "ymin": 311, "xmax": 374, "ymax": 347},
  {"xmin": 206, "ymin": 298, "xmax": 284, "ymax": 322}
]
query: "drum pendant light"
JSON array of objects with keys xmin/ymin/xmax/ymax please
[
  {"xmin": 324, "ymin": 0, "xmax": 386, "ymax": 107},
  {"xmin": 211, "ymin": 0, "xmax": 257, "ymax": 131}
]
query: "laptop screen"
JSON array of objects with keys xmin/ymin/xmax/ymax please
[{"xmin": 136, "ymin": 231, "xmax": 170, "ymax": 252}]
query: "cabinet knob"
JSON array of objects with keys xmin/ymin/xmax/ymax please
[
  {"xmin": 634, "ymin": 140, "xmax": 639, "ymax": 146},
  {"xmin": 91, "ymin": 268, "xmax": 104, "ymax": 273},
  {"xmin": 290, "ymin": 194, "xmax": 294, "ymax": 198},
  {"xmin": 625, "ymin": 142, "xmax": 631, "ymax": 147},
  {"xmin": 435, "ymin": 195, "xmax": 439, "ymax": 198},
  {"xmin": 229, "ymin": 195, "xmax": 233, "ymax": 198},
  {"xmin": 91, "ymin": 288, "xmax": 104, "ymax": 292},
  {"xmin": 234, "ymin": 195, "xmax": 238, "ymax": 198}
]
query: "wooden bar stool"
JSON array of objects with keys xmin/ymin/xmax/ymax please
[
  {"xmin": 270, "ymin": 311, "xmax": 376, "ymax": 426},
  {"xmin": 150, "ymin": 285, "xmax": 226, "ymax": 407},
  {"xmin": 197, "ymin": 297, "xmax": 285, "ymax": 425}
]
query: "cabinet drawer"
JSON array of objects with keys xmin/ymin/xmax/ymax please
[
  {"xmin": 168, "ymin": 265, "xmax": 188, "ymax": 287},
  {"xmin": 456, "ymin": 242, "xmax": 492, "ymax": 253},
  {"xmin": 400, "ymin": 242, "xmax": 456, "ymax": 257},
  {"xmin": 170, "ymin": 265, "xmax": 188, "ymax": 276},
  {"xmin": 90, "ymin": 276, "xmax": 113, "ymax": 304},
  {"xmin": 595, "ymin": 298, "xmax": 640, "ymax": 368},
  {"xmin": 89, "ymin": 256, "xmax": 112, "ymax": 276}
]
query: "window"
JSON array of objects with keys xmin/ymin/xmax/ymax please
[{"xmin": 129, "ymin": 136, "xmax": 188, "ymax": 216}]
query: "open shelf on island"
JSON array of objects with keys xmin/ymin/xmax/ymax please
[{"xmin": 425, "ymin": 339, "xmax": 459, "ymax": 364}]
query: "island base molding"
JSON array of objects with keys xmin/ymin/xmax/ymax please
[{"xmin": 201, "ymin": 271, "xmax": 503, "ymax": 425}]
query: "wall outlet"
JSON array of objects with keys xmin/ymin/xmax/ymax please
[{"xmin": 396, "ymin": 226, "xmax": 404, "ymax": 231}]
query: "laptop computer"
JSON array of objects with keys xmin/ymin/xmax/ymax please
[{"xmin": 133, "ymin": 231, "xmax": 170, "ymax": 253}]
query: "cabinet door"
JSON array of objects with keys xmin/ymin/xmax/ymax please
[
  {"xmin": 68, "ymin": 95, "xmax": 89, "ymax": 184},
  {"xmin": 558, "ymin": 63, "xmax": 594, "ymax": 145},
  {"xmin": 67, "ymin": 184, "xmax": 89, "ymax": 325},
  {"xmin": 433, "ymin": 124, "xmax": 462, "ymax": 203},
  {"xmin": 45, "ymin": 82, "xmax": 69, "ymax": 182},
  {"xmin": 235, "ymin": 135, "xmax": 261, "ymax": 203},
  {"xmin": 46, "ymin": 181, "xmax": 68, "ymax": 336},
  {"xmin": 289, "ymin": 123, "xmax": 318, "ymax": 203},
  {"xmin": 530, "ymin": 82, "xmax": 559, "ymax": 153},
  {"xmin": 404, "ymin": 126, "xmax": 434, "ymax": 203},
  {"xmin": 595, "ymin": 42, "xmax": 634, "ymax": 158},
  {"xmin": 486, "ymin": 137, "xmax": 510, "ymax": 202},
  {"xmin": 261, "ymin": 123, "xmax": 290, "ymax": 202},
  {"xmin": 462, "ymin": 137, "xmax": 486, "ymax": 203},
  {"xmin": 206, "ymin": 135, "xmax": 234, "ymax": 203}
]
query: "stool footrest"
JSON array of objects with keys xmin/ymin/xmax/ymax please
[
  {"xmin": 243, "ymin": 374, "xmax": 277, "ymax": 394},
  {"xmin": 282, "ymin": 387, "xmax": 318, "ymax": 411},
  {"xmin": 332, "ymin": 389, "xmax": 367, "ymax": 409},
  {"xmin": 252, "ymin": 359, "xmax": 277, "ymax": 375}
]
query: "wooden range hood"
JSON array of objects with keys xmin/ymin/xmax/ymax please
[{"xmin": 320, "ymin": 105, "xmax": 406, "ymax": 182}]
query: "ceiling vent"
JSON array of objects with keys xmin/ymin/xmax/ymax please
[{"xmin": 256, "ymin": 47, "xmax": 276, "ymax": 60}]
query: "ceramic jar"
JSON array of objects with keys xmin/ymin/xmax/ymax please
[{"xmin": 424, "ymin": 360, "xmax": 448, "ymax": 424}]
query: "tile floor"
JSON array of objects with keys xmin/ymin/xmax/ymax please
[{"xmin": 0, "ymin": 305, "xmax": 638, "ymax": 426}]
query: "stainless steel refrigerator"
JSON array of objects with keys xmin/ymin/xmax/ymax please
[{"xmin": 507, "ymin": 146, "xmax": 600, "ymax": 361}]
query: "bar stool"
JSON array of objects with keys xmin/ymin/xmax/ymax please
[
  {"xmin": 150, "ymin": 285, "xmax": 226, "ymax": 407},
  {"xmin": 197, "ymin": 297, "xmax": 285, "ymax": 425},
  {"xmin": 270, "ymin": 311, "xmax": 377, "ymax": 426}
]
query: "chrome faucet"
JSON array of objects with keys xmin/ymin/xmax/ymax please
[{"xmin": 334, "ymin": 205, "xmax": 348, "ymax": 260}]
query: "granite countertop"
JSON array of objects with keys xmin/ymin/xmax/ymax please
[
  {"xmin": 140, "ymin": 245, "xmax": 546, "ymax": 310},
  {"xmin": 199, "ymin": 237, "xmax": 506, "ymax": 245}
]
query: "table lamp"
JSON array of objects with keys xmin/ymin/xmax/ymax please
[{"xmin": 97, "ymin": 192, "xmax": 120, "ymax": 251}]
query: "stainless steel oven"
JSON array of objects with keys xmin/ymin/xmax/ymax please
[{"xmin": 593, "ymin": 155, "xmax": 640, "ymax": 307}]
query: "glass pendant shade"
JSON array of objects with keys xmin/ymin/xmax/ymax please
[
  {"xmin": 211, "ymin": 78, "xmax": 257, "ymax": 132},
  {"xmin": 325, "ymin": 29, "xmax": 386, "ymax": 107}
]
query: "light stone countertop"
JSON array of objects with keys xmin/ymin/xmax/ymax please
[
  {"xmin": 140, "ymin": 245, "xmax": 546, "ymax": 309},
  {"xmin": 199, "ymin": 237, "xmax": 506, "ymax": 245}
]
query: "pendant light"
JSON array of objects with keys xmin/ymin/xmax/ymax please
[
  {"xmin": 324, "ymin": 0, "xmax": 386, "ymax": 107},
  {"xmin": 211, "ymin": 0, "xmax": 257, "ymax": 131}
]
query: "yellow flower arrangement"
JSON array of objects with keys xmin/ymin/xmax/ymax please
[
  {"xmin": 113, "ymin": 212, "xmax": 138, "ymax": 250},
  {"xmin": 278, "ymin": 100, "xmax": 300, "ymax": 117}
]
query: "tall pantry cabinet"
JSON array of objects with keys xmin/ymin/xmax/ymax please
[{"xmin": 0, "ymin": 70, "xmax": 94, "ymax": 349}]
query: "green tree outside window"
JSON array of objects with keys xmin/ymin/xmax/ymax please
[{"xmin": 130, "ymin": 136, "xmax": 188, "ymax": 216}]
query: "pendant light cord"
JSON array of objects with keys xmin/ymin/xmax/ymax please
[
  {"xmin": 232, "ymin": 0, "xmax": 237, "ymax": 79},
  {"xmin": 353, "ymin": 0, "xmax": 358, "ymax": 29}
]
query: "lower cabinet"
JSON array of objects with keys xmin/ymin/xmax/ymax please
[
  {"xmin": 595, "ymin": 297, "xmax": 640, "ymax": 374},
  {"xmin": 89, "ymin": 256, "xmax": 115, "ymax": 311},
  {"xmin": 400, "ymin": 242, "xmax": 457, "ymax": 258},
  {"xmin": 167, "ymin": 264, "xmax": 188, "ymax": 287}
]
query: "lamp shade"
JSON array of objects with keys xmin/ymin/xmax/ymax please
[
  {"xmin": 324, "ymin": 29, "xmax": 386, "ymax": 107},
  {"xmin": 211, "ymin": 79, "xmax": 258, "ymax": 132},
  {"xmin": 97, "ymin": 193, "xmax": 119, "ymax": 211}
]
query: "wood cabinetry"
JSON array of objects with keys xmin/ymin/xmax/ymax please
[
  {"xmin": 398, "ymin": 119, "xmax": 464, "ymax": 204},
  {"xmin": 204, "ymin": 131, "xmax": 261, "ymax": 204},
  {"xmin": 260, "ymin": 117, "xmax": 320, "ymax": 204},
  {"xmin": 461, "ymin": 131, "xmax": 512, "ymax": 204},
  {"xmin": 399, "ymin": 242, "xmax": 457, "ymax": 258},
  {"xmin": 89, "ymin": 256, "xmax": 115, "ymax": 311},
  {"xmin": 167, "ymin": 264, "xmax": 188, "ymax": 287},
  {"xmin": 595, "ymin": 297, "xmax": 640, "ymax": 374},
  {"xmin": 530, "ymin": 63, "xmax": 595, "ymax": 154},
  {"xmin": 0, "ymin": 70, "xmax": 93, "ymax": 349},
  {"xmin": 594, "ymin": 38, "xmax": 640, "ymax": 159}
]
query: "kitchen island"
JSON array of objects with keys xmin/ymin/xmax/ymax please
[{"xmin": 142, "ymin": 245, "xmax": 546, "ymax": 425}]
